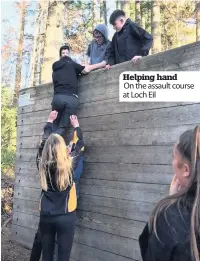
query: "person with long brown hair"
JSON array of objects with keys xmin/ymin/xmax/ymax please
[
  {"xmin": 139, "ymin": 126, "xmax": 200, "ymax": 261},
  {"xmin": 35, "ymin": 111, "xmax": 84, "ymax": 261}
]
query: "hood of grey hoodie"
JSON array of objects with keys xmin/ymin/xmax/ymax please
[{"xmin": 94, "ymin": 24, "xmax": 108, "ymax": 41}]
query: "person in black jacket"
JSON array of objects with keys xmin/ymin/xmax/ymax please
[
  {"xmin": 49, "ymin": 44, "xmax": 95, "ymax": 139},
  {"xmin": 30, "ymin": 112, "xmax": 84, "ymax": 261},
  {"xmin": 139, "ymin": 126, "xmax": 200, "ymax": 261},
  {"xmin": 31, "ymin": 111, "xmax": 84, "ymax": 261},
  {"xmin": 105, "ymin": 10, "xmax": 153, "ymax": 69}
]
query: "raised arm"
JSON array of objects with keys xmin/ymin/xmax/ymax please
[{"xmin": 36, "ymin": 111, "xmax": 58, "ymax": 170}]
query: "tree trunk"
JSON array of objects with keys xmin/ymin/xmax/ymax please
[
  {"xmin": 121, "ymin": 1, "xmax": 130, "ymax": 17},
  {"xmin": 28, "ymin": 1, "xmax": 42, "ymax": 87},
  {"xmin": 14, "ymin": 1, "xmax": 26, "ymax": 104},
  {"xmin": 93, "ymin": 0, "xmax": 101, "ymax": 28},
  {"xmin": 135, "ymin": 0, "xmax": 141, "ymax": 25},
  {"xmin": 196, "ymin": 1, "xmax": 200, "ymax": 41},
  {"xmin": 103, "ymin": 0, "xmax": 107, "ymax": 25},
  {"xmin": 130, "ymin": 0, "xmax": 135, "ymax": 20},
  {"xmin": 151, "ymin": 0, "xmax": 161, "ymax": 54},
  {"xmin": 39, "ymin": 1, "xmax": 50, "ymax": 84},
  {"xmin": 140, "ymin": 1, "xmax": 145, "ymax": 28},
  {"xmin": 40, "ymin": 1, "xmax": 65, "ymax": 84}
]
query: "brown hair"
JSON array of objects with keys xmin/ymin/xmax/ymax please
[
  {"xmin": 149, "ymin": 126, "xmax": 200, "ymax": 261},
  {"xmin": 39, "ymin": 134, "xmax": 73, "ymax": 192}
]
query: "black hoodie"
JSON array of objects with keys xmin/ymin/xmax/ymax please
[
  {"xmin": 107, "ymin": 18, "xmax": 153, "ymax": 65},
  {"xmin": 52, "ymin": 56, "xmax": 85, "ymax": 96},
  {"xmin": 139, "ymin": 200, "xmax": 200, "ymax": 261}
]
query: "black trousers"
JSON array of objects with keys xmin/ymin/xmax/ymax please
[
  {"xmin": 51, "ymin": 94, "xmax": 79, "ymax": 137},
  {"xmin": 30, "ymin": 229, "xmax": 42, "ymax": 261},
  {"xmin": 39, "ymin": 212, "xmax": 76, "ymax": 261}
]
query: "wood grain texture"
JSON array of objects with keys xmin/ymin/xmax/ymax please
[{"xmin": 13, "ymin": 41, "xmax": 200, "ymax": 260}]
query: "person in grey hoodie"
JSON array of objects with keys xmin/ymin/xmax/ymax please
[{"xmin": 85, "ymin": 24, "xmax": 110, "ymax": 70}]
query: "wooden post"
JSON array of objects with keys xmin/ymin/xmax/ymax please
[
  {"xmin": 14, "ymin": 1, "xmax": 27, "ymax": 104},
  {"xmin": 151, "ymin": 0, "xmax": 161, "ymax": 54}
]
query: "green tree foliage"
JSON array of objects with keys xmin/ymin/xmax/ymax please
[
  {"xmin": 160, "ymin": 0, "xmax": 195, "ymax": 51},
  {"xmin": 1, "ymin": 87, "xmax": 17, "ymax": 174}
]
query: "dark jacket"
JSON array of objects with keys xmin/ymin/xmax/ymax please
[
  {"xmin": 30, "ymin": 125, "xmax": 84, "ymax": 261},
  {"xmin": 36, "ymin": 122, "xmax": 84, "ymax": 216},
  {"xmin": 139, "ymin": 201, "xmax": 200, "ymax": 261},
  {"xmin": 107, "ymin": 18, "xmax": 153, "ymax": 65},
  {"xmin": 86, "ymin": 24, "xmax": 110, "ymax": 65},
  {"xmin": 52, "ymin": 56, "xmax": 85, "ymax": 96}
]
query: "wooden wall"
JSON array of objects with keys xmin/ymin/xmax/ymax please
[{"xmin": 13, "ymin": 41, "xmax": 200, "ymax": 261}]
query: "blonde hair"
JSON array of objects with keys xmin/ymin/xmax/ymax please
[
  {"xmin": 149, "ymin": 126, "xmax": 200, "ymax": 261},
  {"xmin": 39, "ymin": 134, "xmax": 73, "ymax": 192}
]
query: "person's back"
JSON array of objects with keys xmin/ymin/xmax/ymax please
[
  {"xmin": 39, "ymin": 133, "xmax": 77, "ymax": 261},
  {"xmin": 52, "ymin": 56, "xmax": 84, "ymax": 96},
  {"xmin": 139, "ymin": 127, "xmax": 200, "ymax": 261}
]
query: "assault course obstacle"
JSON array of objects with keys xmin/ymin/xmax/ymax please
[{"xmin": 13, "ymin": 41, "xmax": 200, "ymax": 261}]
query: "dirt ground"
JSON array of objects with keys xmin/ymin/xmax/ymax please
[
  {"xmin": 1, "ymin": 172, "xmax": 31, "ymax": 261},
  {"xmin": 1, "ymin": 225, "xmax": 31, "ymax": 261}
]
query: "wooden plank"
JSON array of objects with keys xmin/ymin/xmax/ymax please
[
  {"xmin": 14, "ymin": 176, "xmax": 169, "ymax": 196},
  {"xmin": 17, "ymin": 103, "xmax": 200, "ymax": 129},
  {"xmin": 74, "ymin": 226, "xmax": 142, "ymax": 260},
  {"xmin": 13, "ymin": 211, "xmax": 39, "ymax": 230},
  {"xmin": 13, "ymin": 198, "xmax": 40, "ymax": 216},
  {"xmin": 80, "ymin": 179, "xmax": 169, "ymax": 193},
  {"xmin": 76, "ymin": 210, "xmax": 145, "ymax": 240},
  {"xmin": 12, "ymin": 224, "xmax": 142, "ymax": 260},
  {"xmin": 12, "ymin": 224, "xmax": 137, "ymax": 261},
  {"xmin": 13, "ymin": 179, "xmax": 168, "ymax": 203},
  {"xmin": 71, "ymin": 242, "xmax": 136, "ymax": 261},
  {"xmin": 17, "ymin": 90, "xmax": 196, "ymax": 117},
  {"xmin": 13, "ymin": 210, "xmax": 145, "ymax": 240},
  {"xmin": 79, "ymin": 184, "xmax": 166, "ymax": 203},
  {"xmin": 14, "ymin": 171, "xmax": 170, "ymax": 190},
  {"xmin": 12, "ymin": 224, "xmax": 35, "ymax": 249},
  {"xmin": 14, "ymin": 185, "xmax": 40, "ymax": 201},
  {"xmin": 78, "ymin": 103, "xmax": 200, "ymax": 132},
  {"xmin": 17, "ymin": 124, "xmax": 197, "ymax": 149},
  {"xmin": 15, "ymin": 163, "xmax": 173, "ymax": 185},
  {"xmin": 13, "ymin": 195, "xmax": 154, "ymax": 223},
  {"xmin": 16, "ymin": 145, "xmax": 173, "ymax": 165}
]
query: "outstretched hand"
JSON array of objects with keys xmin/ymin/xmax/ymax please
[
  {"xmin": 83, "ymin": 64, "xmax": 93, "ymax": 74},
  {"xmin": 131, "ymin": 56, "xmax": 142, "ymax": 64},
  {"xmin": 47, "ymin": 110, "xmax": 58, "ymax": 123},
  {"xmin": 70, "ymin": 115, "xmax": 79, "ymax": 128},
  {"xmin": 105, "ymin": 64, "xmax": 111, "ymax": 70}
]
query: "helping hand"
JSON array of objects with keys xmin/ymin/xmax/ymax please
[
  {"xmin": 47, "ymin": 110, "xmax": 58, "ymax": 123},
  {"xmin": 105, "ymin": 64, "xmax": 111, "ymax": 70},
  {"xmin": 131, "ymin": 56, "xmax": 142, "ymax": 64},
  {"xmin": 70, "ymin": 115, "xmax": 79, "ymax": 128}
]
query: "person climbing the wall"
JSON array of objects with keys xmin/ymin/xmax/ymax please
[
  {"xmin": 85, "ymin": 24, "xmax": 110, "ymax": 70},
  {"xmin": 49, "ymin": 44, "xmax": 95, "ymax": 139},
  {"xmin": 29, "ymin": 111, "xmax": 84, "ymax": 261},
  {"xmin": 139, "ymin": 126, "xmax": 200, "ymax": 261},
  {"xmin": 105, "ymin": 9, "xmax": 153, "ymax": 69}
]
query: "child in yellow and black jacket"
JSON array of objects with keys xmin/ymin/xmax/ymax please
[{"xmin": 30, "ymin": 112, "xmax": 84, "ymax": 261}]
